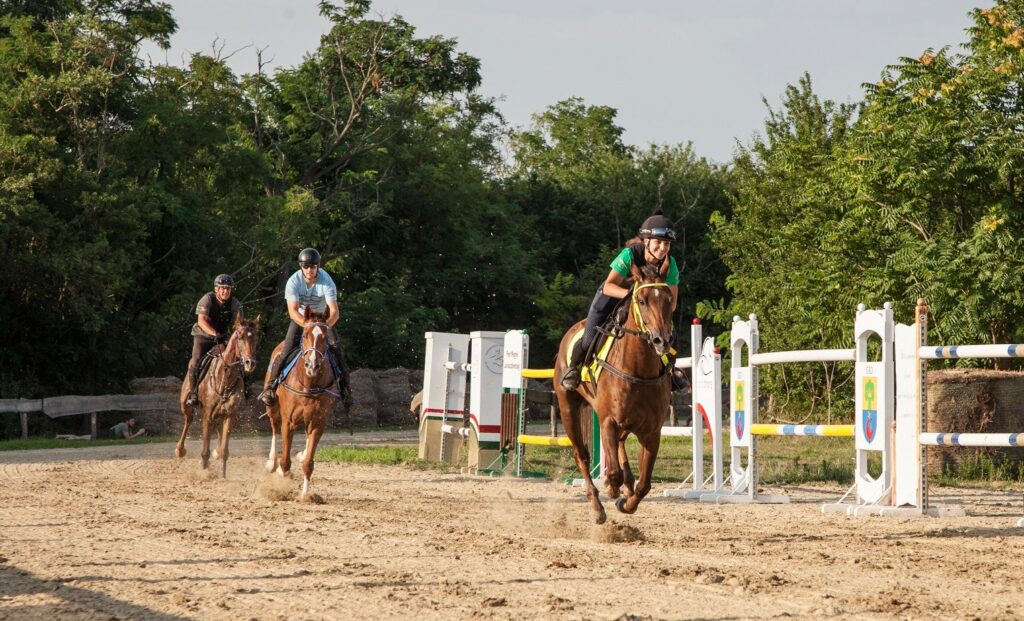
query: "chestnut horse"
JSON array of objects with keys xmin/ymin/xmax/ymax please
[
  {"xmin": 177, "ymin": 316, "xmax": 259, "ymax": 477},
  {"xmin": 553, "ymin": 259, "xmax": 675, "ymax": 524},
  {"xmin": 263, "ymin": 309, "xmax": 339, "ymax": 499}
]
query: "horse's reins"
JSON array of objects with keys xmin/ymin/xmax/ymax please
[
  {"xmin": 206, "ymin": 327, "xmax": 256, "ymax": 397},
  {"xmin": 595, "ymin": 281, "xmax": 675, "ymax": 386}
]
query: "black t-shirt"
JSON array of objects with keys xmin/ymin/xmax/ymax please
[{"xmin": 191, "ymin": 292, "xmax": 242, "ymax": 337}]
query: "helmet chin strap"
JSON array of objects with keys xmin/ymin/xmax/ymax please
[{"xmin": 643, "ymin": 239, "xmax": 668, "ymax": 263}]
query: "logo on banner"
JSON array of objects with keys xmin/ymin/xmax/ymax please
[
  {"xmin": 862, "ymin": 376, "xmax": 878, "ymax": 442},
  {"xmin": 734, "ymin": 381, "xmax": 745, "ymax": 440}
]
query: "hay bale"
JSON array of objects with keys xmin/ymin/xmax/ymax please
[
  {"xmin": 377, "ymin": 368, "xmax": 417, "ymax": 426},
  {"xmin": 343, "ymin": 369, "xmax": 379, "ymax": 427},
  {"xmin": 926, "ymin": 368, "xmax": 1024, "ymax": 476}
]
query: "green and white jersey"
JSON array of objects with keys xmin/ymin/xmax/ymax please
[{"xmin": 609, "ymin": 245, "xmax": 680, "ymax": 285}]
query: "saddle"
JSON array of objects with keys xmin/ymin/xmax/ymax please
[
  {"xmin": 275, "ymin": 345, "xmax": 343, "ymax": 384},
  {"xmin": 194, "ymin": 344, "xmax": 225, "ymax": 386}
]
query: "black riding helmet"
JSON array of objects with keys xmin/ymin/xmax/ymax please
[
  {"xmin": 213, "ymin": 274, "xmax": 235, "ymax": 288},
  {"xmin": 298, "ymin": 247, "xmax": 321, "ymax": 266},
  {"xmin": 638, "ymin": 211, "xmax": 677, "ymax": 241}
]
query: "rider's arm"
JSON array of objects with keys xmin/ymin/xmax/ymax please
[
  {"xmin": 286, "ymin": 300, "xmax": 306, "ymax": 325},
  {"xmin": 326, "ymin": 300, "xmax": 340, "ymax": 328},
  {"xmin": 601, "ymin": 269, "xmax": 632, "ymax": 299},
  {"xmin": 196, "ymin": 314, "xmax": 219, "ymax": 338}
]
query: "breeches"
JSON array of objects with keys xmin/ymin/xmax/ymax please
[{"xmin": 580, "ymin": 286, "xmax": 622, "ymax": 353}]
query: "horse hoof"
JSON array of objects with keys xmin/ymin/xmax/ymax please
[
  {"xmin": 615, "ymin": 497, "xmax": 635, "ymax": 514},
  {"xmin": 594, "ymin": 510, "xmax": 607, "ymax": 525},
  {"xmin": 264, "ymin": 460, "xmax": 276, "ymax": 473},
  {"xmin": 212, "ymin": 449, "xmax": 220, "ymax": 460},
  {"xmin": 175, "ymin": 447, "xmax": 185, "ymax": 459}
]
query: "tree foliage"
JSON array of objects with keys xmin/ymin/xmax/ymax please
[{"xmin": 711, "ymin": 1, "xmax": 1024, "ymax": 419}]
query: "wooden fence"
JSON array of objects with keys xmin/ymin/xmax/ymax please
[{"xmin": 0, "ymin": 394, "xmax": 177, "ymax": 439}]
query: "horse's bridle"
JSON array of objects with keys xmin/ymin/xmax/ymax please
[
  {"xmin": 613, "ymin": 282, "xmax": 676, "ymax": 348},
  {"xmin": 223, "ymin": 325, "xmax": 256, "ymax": 369},
  {"xmin": 300, "ymin": 322, "xmax": 330, "ymax": 365},
  {"xmin": 280, "ymin": 321, "xmax": 341, "ymax": 398},
  {"xmin": 208, "ymin": 325, "xmax": 256, "ymax": 397},
  {"xmin": 595, "ymin": 281, "xmax": 675, "ymax": 386}
]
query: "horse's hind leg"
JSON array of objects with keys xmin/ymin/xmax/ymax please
[
  {"xmin": 557, "ymin": 391, "xmax": 606, "ymax": 525},
  {"xmin": 176, "ymin": 405, "xmax": 193, "ymax": 459},
  {"xmin": 617, "ymin": 431, "xmax": 661, "ymax": 515}
]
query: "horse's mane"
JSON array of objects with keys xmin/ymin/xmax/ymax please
[
  {"xmin": 638, "ymin": 263, "xmax": 664, "ymax": 282},
  {"xmin": 303, "ymin": 308, "xmax": 329, "ymax": 324},
  {"xmin": 235, "ymin": 316, "xmax": 258, "ymax": 329}
]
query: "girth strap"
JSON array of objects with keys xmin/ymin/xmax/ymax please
[{"xmin": 595, "ymin": 359, "xmax": 672, "ymax": 385}]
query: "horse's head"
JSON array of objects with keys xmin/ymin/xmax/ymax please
[
  {"xmin": 228, "ymin": 316, "xmax": 260, "ymax": 374},
  {"xmin": 628, "ymin": 261, "xmax": 675, "ymax": 357},
  {"xmin": 300, "ymin": 309, "xmax": 330, "ymax": 379}
]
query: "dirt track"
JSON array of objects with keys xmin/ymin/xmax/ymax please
[{"xmin": 2, "ymin": 436, "xmax": 1024, "ymax": 620}]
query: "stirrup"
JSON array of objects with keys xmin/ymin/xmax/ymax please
[
  {"xmin": 185, "ymin": 391, "xmax": 200, "ymax": 406},
  {"xmin": 560, "ymin": 367, "xmax": 581, "ymax": 391}
]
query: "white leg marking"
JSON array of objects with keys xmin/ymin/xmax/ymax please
[{"xmin": 265, "ymin": 434, "xmax": 277, "ymax": 472}]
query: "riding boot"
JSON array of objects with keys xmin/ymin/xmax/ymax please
[
  {"xmin": 185, "ymin": 363, "xmax": 201, "ymax": 406},
  {"xmin": 328, "ymin": 343, "xmax": 353, "ymax": 409},
  {"xmin": 258, "ymin": 356, "xmax": 282, "ymax": 406},
  {"xmin": 559, "ymin": 339, "xmax": 588, "ymax": 391},
  {"xmin": 664, "ymin": 346, "xmax": 686, "ymax": 391}
]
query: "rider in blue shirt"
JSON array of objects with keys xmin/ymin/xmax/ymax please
[{"xmin": 258, "ymin": 248, "xmax": 349, "ymax": 405}]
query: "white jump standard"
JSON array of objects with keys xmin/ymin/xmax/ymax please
[
  {"xmin": 874, "ymin": 300, "xmax": 1024, "ymax": 522},
  {"xmin": 705, "ymin": 303, "xmax": 895, "ymax": 513},
  {"xmin": 662, "ymin": 319, "xmax": 725, "ymax": 500}
]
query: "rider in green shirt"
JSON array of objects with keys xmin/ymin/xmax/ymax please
[{"xmin": 560, "ymin": 211, "xmax": 683, "ymax": 391}]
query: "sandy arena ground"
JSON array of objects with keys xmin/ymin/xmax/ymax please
[{"xmin": 2, "ymin": 433, "xmax": 1024, "ymax": 620}]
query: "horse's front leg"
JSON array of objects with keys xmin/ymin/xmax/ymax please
[
  {"xmin": 618, "ymin": 432, "xmax": 636, "ymax": 498},
  {"xmin": 300, "ymin": 421, "xmax": 325, "ymax": 498},
  {"xmin": 199, "ymin": 409, "xmax": 212, "ymax": 470},
  {"xmin": 277, "ymin": 413, "xmax": 294, "ymax": 477},
  {"xmin": 264, "ymin": 404, "xmax": 279, "ymax": 473},
  {"xmin": 601, "ymin": 418, "xmax": 624, "ymax": 500},
  {"xmin": 617, "ymin": 431, "xmax": 661, "ymax": 514},
  {"xmin": 217, "ymin": 414, "xmax": 233, "ymax": 479}
]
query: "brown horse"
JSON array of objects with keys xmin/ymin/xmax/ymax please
[
  {"xmin": 177, "ymin": 316, "xmax": 259, "ymax": 477},
  {"xmin": 263, "ymin": 309, "xmax": 338, "ymax": 499},
  {"xmin": 553, "ymin": 260, "xmax": 675, "ymax": 524}
]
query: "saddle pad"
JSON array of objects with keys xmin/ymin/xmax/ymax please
[{"xmin": 564, "ymin": 330, "xmax": 615, "ymax": 384}]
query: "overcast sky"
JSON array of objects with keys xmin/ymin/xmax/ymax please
[{"xmin": 147, "ymin": 1, "xmax": 979, "ymax": 163}]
